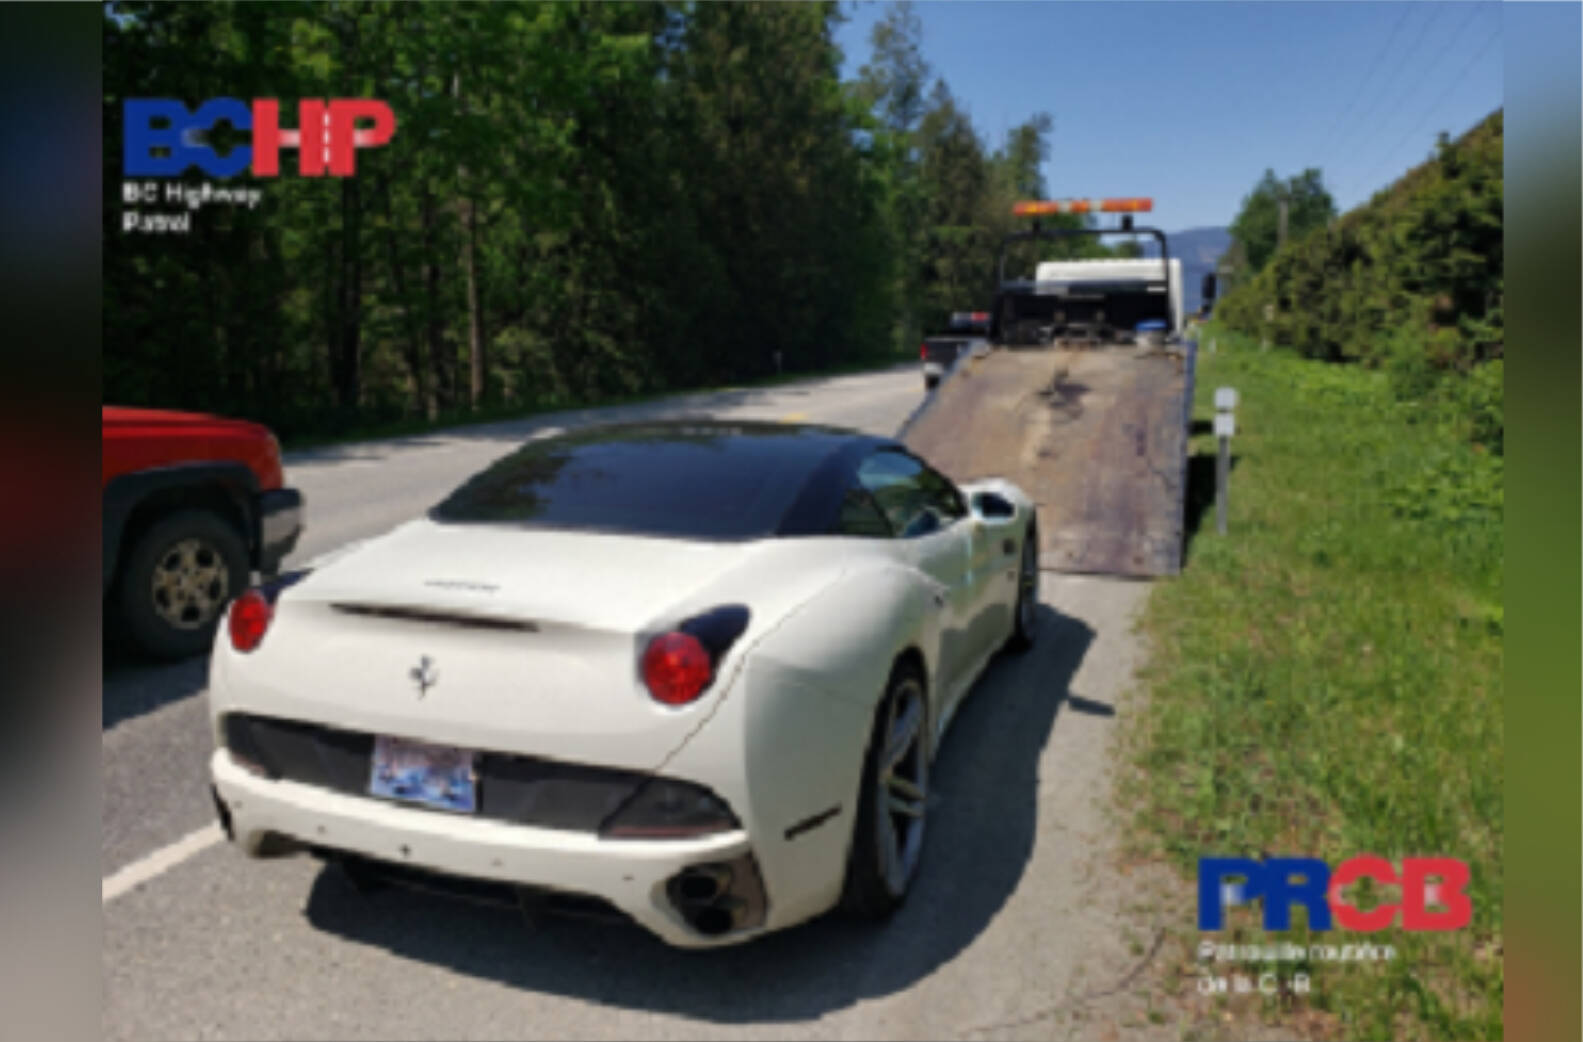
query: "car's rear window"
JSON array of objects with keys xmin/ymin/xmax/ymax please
[{"xmin": 429, "ymin": 424, "xmax": 841, "ymax": 540}]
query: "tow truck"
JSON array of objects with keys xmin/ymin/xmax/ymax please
[{"xmin": 902, "ymin": 197, "xmax": 1197, "ymax": 578}]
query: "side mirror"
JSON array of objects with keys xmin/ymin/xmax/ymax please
[{"xmin": 970, "ymin": 491, "xmax": 1016, "ymax": 520}]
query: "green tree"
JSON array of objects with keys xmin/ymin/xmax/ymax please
[
  {"xmin": 1215, "ymin": 111, "xmax": 1502, "ymax": 449},
  {"xmin": 916, "ymin": 81, "xmax": 992, "ymax": 326},
  {"xmin": 1229, "ymin": 167, "xmax": 1336, "ymax": 275},
  {"xmin": 851, "ymin": 0, "xmax": 932, "ymax": 348},
  {"xmin": 854, "ymin": 0, "xmax": 930, "ymax": 137},
  {"xmin": 101, "ymin": 1, "xmax": 1071, "ymax": 441},
  {"xmin": 996, "ymin": 111, "xmax": 1052, "ymax": 199}
]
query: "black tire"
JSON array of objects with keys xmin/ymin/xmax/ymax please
[
  {"xmin": 117, "ymin": 508, "xmax": 250, "ymax": 660},
  {"xmin": 1004, "ymin": 521, "xmax": 1039, "ymax": 653},
  {"xmin": 924, "ymin": 374, "xmax": 940, "ymax": 391},
  {"xmin": 841, "ymin": 658, "xmax": 930, "ymax": 921}
]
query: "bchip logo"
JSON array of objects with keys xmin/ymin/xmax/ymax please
[
  {"xmin": 120, "ymin": 97, "xmax": 397, "ymax": 233},
  {"xmin": 1198, "ymin": 856, "xmax": 1473, "ymax": 932},
  {"xmin": 123, "ymin": 97, "xmax": 397, "ymax": 178}
]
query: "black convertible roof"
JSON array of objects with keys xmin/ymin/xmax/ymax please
[{"xmin": 430, "ymin": 420, "xmax": 901, "ymax": 540}]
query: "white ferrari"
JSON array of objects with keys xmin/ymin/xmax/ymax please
[{"xmin": 207, "ymin": 420, "xmax": 1040, "ymax": 946}]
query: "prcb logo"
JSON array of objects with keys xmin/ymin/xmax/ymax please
[
  {"xmin": 1198, "ymin": 856, "xmax": 1472, "ymax": 932},
  {"xmin": 123, "ymin": 98, "xmax": 397, "ymax": 178}
]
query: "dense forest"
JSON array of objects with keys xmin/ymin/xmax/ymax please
[
  {"xmin": 104, "ymin": 1, "xmax": 1114, "ymax": 441},
  {"xmin": 1216, "ymin": 109, "xmax": 1503, "ymax": 451}
]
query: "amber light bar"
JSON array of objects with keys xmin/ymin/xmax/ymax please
[{"xmin": 1012, "ymin": 198, "xmax": 1153, "ymax": 216}]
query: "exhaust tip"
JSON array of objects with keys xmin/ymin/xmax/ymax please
[
  {"xmin": 693, "ymin": 905, "xmax": 736, "ymax": 936},
  {"xmin": 674, "ymin": 865, "xmax": 730, "ymax": 904},
  {"xmin": 666, "ymin": 859, "xmax": 764, "ymax": 937}
]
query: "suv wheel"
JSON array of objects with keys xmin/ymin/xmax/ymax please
[{"xmin": 118, "ymin": 509, "xmax": 250, "ymax": 660}]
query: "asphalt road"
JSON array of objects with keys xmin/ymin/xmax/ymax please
[{"xmin": 102, "ymin": 365, "xmax": 1166, "ymax": 1041}]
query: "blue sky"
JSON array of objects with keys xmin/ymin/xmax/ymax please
[{"xmin": 833, "ymin": 1, "xmax": 1504, "ymax": 232}]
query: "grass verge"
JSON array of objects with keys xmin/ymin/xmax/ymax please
[{"xmin": 1119, "ymin": 326, "xmax": 1502, "ymax": 1040}]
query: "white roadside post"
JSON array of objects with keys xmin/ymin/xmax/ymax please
[{"xmin": 1214, "ymin": 387, "xmax": 1238, "ymax": 535}]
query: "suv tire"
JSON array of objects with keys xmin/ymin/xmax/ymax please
[{"xmin": 118, "ymin": 509, "xmax": 250, "ymax": 660}]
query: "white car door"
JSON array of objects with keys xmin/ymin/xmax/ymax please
[
  {"xmin": 963, "ymin": 511, "xmax": 1005, "ymax": 654},
  {"xmin": 854, "ymin": 450, "xmax": 975, "ymax": 700},
  {"xmin": 915, "ymin": 463, "xmax": 1010, "ymax": 669},
  {"xmin": 961, "ymin": 484, "xmax": 1028, "ymax": 646}
]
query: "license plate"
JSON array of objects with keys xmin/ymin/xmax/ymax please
[{"xmin": 368, "ymin": 735, "xmax": 478, "ymax": 813}]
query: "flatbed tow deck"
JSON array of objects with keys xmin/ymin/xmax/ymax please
[
  {"xmin": 902, "ymin": 197, "xmax": 1197, "ymax": 579},
  {"xmin": 904, "ymin": 339, "xmax": 1194, "ymax": 577}
]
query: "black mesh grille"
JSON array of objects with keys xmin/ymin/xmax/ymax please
[{"xmin": 223, "ymin": 713, "xmax": 650, "ymax": 833}]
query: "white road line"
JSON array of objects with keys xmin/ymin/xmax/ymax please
[{"xmin": 102, "ymin": 823, "xmax": 223, "ymax": 905}]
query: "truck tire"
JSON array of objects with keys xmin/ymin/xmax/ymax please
[
  {"xmin": 117, "ymin": 508, "xmax": 250, "ymax": 660},
  {"xmin": 924, "ymin": 373, "xmax": 940, "ymax": 391}
]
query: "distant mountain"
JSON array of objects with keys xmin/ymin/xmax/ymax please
[{"xmin": 1136, "ymin": 226, "xmax": 1233, "ymax": 314}]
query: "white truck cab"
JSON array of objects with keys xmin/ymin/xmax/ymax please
[{"xmin": 1032, "ymin": 258, "xmax": 1184, "ymax": 335}]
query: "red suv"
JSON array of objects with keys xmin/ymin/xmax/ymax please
[{"xmin": 102, "ymin": 406, "xmax": 304, "ymax": 659}]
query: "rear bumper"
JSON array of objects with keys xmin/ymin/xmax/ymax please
[
  {"xmin": 210, "ymin": 749, "xmax": 767, "ymax": 947},
  {"xmin": 255, "ymin": 488, "xmax": 303, "ymax": 575}
]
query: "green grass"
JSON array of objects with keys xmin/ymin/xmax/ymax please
[
  {"xmin": 1121, "ymin": 327, "xmax": 1502, "ymax": 1040},
  {"xmin": 279, "ymin": 352, "xmax": 912, "ymax": 452}
]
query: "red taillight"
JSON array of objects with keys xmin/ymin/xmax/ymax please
[
  {"xmin": 642, "ymin": 631, "xmax": 712, "ymax": 706},
  {"xmin": 920, "ymin": 343, "xmax": 928, "ymax": 359},
  {"xmin": 229, "ymin": 590, "xmax": 273, "ymax": 652}
]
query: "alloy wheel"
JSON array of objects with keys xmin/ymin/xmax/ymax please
[
  {"xmin": 150, "ymin": 537, "xmax": 231, "ymax": 630},
  {"xmin": 875, "ymin": 677, "xmax": 928, "ymax": 896}
]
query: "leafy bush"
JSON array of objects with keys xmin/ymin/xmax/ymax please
[
  {"xmin": 1380, "ymin": 311, "xmax": 1451, "ymax": 403},
  {"xmin": 1384, "ymin": 447, "xmax": 1502, "ymax": 529},
  {"xmin": 1216, "ymin": 111, "xmax": 1502, "ymax": 454},
  {"xmin": 1460, "ymin": 358, "xmax": 1504, "ymax": 455}
]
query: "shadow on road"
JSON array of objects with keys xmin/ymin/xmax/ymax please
[
  {"xmin": 302, "ymin": 603, "xmax": 1096, "ymax": 1023},
  {"xmin": 102, "ymin": 619, "xmax": 211, "ymax": 730}
]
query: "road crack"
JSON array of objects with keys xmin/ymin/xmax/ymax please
[{"xmin": 959, "ymin": 924, "xmax": 1167, "ymax": 1037}]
